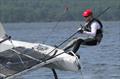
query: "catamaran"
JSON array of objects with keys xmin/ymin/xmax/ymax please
[{"xmin": 0, "ymin": 23, "xmax": 81, "ymax": 79}]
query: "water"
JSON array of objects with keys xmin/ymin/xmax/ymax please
[{"xmin": 3, "ymin": 21, "xmax": 120, "ymax": 79}]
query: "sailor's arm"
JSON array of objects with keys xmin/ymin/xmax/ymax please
[
  {"xmin": 77, "ymin": 22, "xmax": 99, "ymax": 37},
  {"xmin": 83, "ymin": 23, "xmax": 97, "ymax": 36}
]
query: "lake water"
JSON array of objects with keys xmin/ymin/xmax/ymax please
[{"xmin": 3, "ymin": 21, "xmax": 120, "ymax": 79}]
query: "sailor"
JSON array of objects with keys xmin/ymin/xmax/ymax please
[{"xmin": 63, "ymin": 9, "xmax": 103, "ymax": 53}]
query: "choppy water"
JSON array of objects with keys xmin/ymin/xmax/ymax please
[{"xmin": 4, "ymin": 21, "xmax": 120, "ymax": 79}]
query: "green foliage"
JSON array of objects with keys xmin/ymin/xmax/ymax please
[{"xmin": 0, "ymin": 0, "xmax": 119, "ymax": 22}]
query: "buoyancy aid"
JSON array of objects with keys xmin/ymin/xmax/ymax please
[{"xmin": 84, "ymin": 18, "xmax": 103, "ymax": 44}]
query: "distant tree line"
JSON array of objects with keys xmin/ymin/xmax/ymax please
[{"xmin": 0, "ymin": 0, "xmax": 119, "ymax": 22}]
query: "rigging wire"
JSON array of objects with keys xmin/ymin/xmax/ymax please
[{"xmin": 42, "ymin": 6, "xmax": 69, "ymax": 44}]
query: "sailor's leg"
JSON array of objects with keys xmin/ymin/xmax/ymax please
[
  {"xmin": 81, "ymin": 38, "xmax": 98, "ymax": 46},
  {"xmin": 63, "ymin": 38, "xmax": 78, "ymax": 52},
  {"xmin": 72, "ymin": 38, "xmax": 97, "ymax": 53},
  {"xmin": 72, "ymin": 38, "xmax": 84, "ymax": 53},
  {"xmin": 51, "ymin": 69, "xmax": 58, "ymax": 79},
  {"xmin": 72, "ymin": 38, "xmax": 98, "ymax": 53}
]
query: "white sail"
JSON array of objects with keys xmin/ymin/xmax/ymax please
[
  {"xmin": 0, "ymin": 22, "xmax": 13, "ymax": 52},
  {"xmin": 0, "ymin": 22, "xmax": 6, "ymax": 38}
]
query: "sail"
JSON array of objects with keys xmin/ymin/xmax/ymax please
[
  {"xmin": 0, "ymin": 22, "xmax": 13, "ymax": 52},
  {"xmin": 0, "ymin": 22, "xmax": 6, "ymax": 38}
]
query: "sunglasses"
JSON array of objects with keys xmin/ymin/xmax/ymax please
[{"xmin": 84, "ymin": 16, "xmax": 89, "ymax": 18}]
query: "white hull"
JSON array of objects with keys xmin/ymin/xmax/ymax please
[
  {"xmin": 0, "ymin": 22, "xmax": 81, "ymax": 78},
  {"xmin": 0, "ymin": 39, "xmax": 80, "ymax": 72}
]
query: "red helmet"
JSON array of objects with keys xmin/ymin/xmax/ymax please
[{"xmin": 82, "ymin": 9, "xmax": 92, "ymax": 17}]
